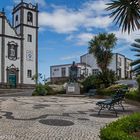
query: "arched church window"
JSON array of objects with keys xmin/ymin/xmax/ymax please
[
  {"xmin": 27, "ymin": 12, "xmax": 33, "ymax": 22},
  {"xmin": 15, "ymin": 15, "xmax": 18, "ymax": 21}
]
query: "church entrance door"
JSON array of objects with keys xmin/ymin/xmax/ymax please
[{"xmin": 8, "ymin": 74, "xmax": 16, "ymax": 88}]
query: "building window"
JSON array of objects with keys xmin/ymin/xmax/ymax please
[
  {"xmin": 27, "ymin": 34, "xmax": 32, "ymax": 42},
  {"xmin": 61, "ymin": 68, "xmax": 66, "ymax": 77},
  {"xmin": 15, "ymin": 15, "xmax": 18, "ymax": 21},
  {"xmin": 27, "ymin": 12, "xmax": 33, "ymax": 22},
  {"xmin": 118, "ymin": 57, "xmax": 122, "ymax": 66},
  {"xmin": 27, "ymin": 70, "xmax": 32, "ymax": 78},
  {"xmin": 126, "ymin": 62, "xmax": 130, "ymax": 70},
  {"xmin": 54, "ymin": 68, "xmax": 59, "ymax": 71},
  {"xmin": 92, "ymin": 69, "xmax": 99, "ymax": 75}
]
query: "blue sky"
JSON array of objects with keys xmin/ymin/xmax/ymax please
[{"xmin": 2, "ymin": 0, "xmax": 139, "ymax": 78}]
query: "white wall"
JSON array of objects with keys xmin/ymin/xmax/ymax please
[
  {"xmin": 23, "ymin": 26, "xmax": 36, "ymax": 84},
  {"xmin": 117, "ymin": 54, "xmax": 125, "ymax": 78},
  {"xmin": 51, "ymin": 64, "xmax": 92, "ymax": 78},
  {"xmin": 5, "ymin": 19, "xmax": 19, "ymax": 37},
  {"xmin": 81, "ymin": 54, "xmax": 99, "ymax": 70},
  {"xmin": 0, "ymin": 18, "xmax": 2, "ymax": 82},
  {"xmin": 23, "ymin": 9, "xmax": 37, "ymax": 27},
  {"xmin": 51, "ymin": 65, "xmax": 71, "ymax": 78},
  {"xmin": 4, "ymin": 38, "xmax": 21, "ymax": 83},
  {"xmin": 13, "ymin": 10, "xmax": 20, "ymax": 27},
  {"xmin": 0, "ymin": 18, "xmax": 2, "ymax": 34},
  {"xmin": 0, "ymin": 37, "xmax": 1, "ymax": 82},
  {"xmin": 22, "ymin": 6, "xmax": 37, "ymax": 84},
  {"xmin": 109, "ymin": 54, "xmax": 117, "ymax": 72}
]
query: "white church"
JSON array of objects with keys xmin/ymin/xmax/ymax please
[{"xmin": 0, "ymin": 1, "xmax": 38, "ymax": 88}]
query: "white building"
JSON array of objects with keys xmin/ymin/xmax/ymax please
[
  {"xmin": 50, "ymin": 63, "xmax": 92, "ymax": 83},
  {"xmin": 81, "ymin": 53, "xmax": 133, "ymax": 79},
  {"xmin": 0, "ymin": 1, "xmax": 38, "ymax": 88}
]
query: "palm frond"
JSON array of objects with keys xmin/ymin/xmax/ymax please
[
  {"xmin": 106, "ymin": 0, "xmax": 140, "ymax": 34},
  {"xmin": 131, "ymin": 59, "xmax": 140, "ymax": 66},
  {"xmin": 131, "ymin": 48, "xmax": 140, "ymax": 52}
]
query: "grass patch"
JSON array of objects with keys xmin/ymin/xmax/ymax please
[{"xmin": 100, "ymin": 113, "xmax": 140, "ymax": 140}]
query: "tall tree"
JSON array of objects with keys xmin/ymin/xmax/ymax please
[
  {"xmin": 89, "ymin": 33, "xmax": 117, "ymax": 72},
  {"xmin": 106, "ymin": 0, "xmax": 140, "ymax": 34},
  {"xmin": 131, "ymin": 39, "xmax": 140, "ymax": 74}
]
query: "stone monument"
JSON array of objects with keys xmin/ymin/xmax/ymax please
[{"xmin": 66, "ymin": 61, "xmax": 80, "ymax": 95}]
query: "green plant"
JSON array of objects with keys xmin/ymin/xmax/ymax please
[
  {"xmin": 100, "ymin": 113, "xmax": 140, "ymax": 140},
  {"xmin": 106, "ymin": 0, "xmax": 140, "ymax": 34},
  {"xmin": 97, "ymin": 84, "xmax": 128, "ymax": 96},
  {"xmin": 32, "ymin": 84, "xmax": 47, "ymax": 96},
  {"xmin": 97, "ymin": 69, "xmax": 117, "ymax": 87},
  {"xmin": 131, "ymin": 39, "xmax": 140, "ymax": 76},
  {"xmin": 89, "ymin": 33, "xmax": 117, "ymax": 73},
  {"xmin": 81, "ymin": 75, "xmax": 101, "ymax": 92},
  {"xmin": 136, "ymin": 75, "xmax": 140, "ymax": 92},
  {"xmin": 126, "ymin": 88, "xmax": 140, "ymax": 102}
]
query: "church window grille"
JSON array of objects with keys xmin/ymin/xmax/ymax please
[
  {"xmin": 61, "ymin": 67, "xmax": 66, "ymax": 77},
  {"xmin": 27, "ymin": 12, "xmax": 33, "ymax": 22},
  {"xmin": 27, "ymin": 70, "xmax": 32, "ymax": 78},
  {"xmin": 15, "ymin": 15, "xmax": 18, "ymax": 21},
  {"xmin": 28, "ymin": 34, "xmax": 32, "ymax": 42}
]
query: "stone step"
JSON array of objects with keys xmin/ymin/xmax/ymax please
[
  {"xmin": 57, "ymin": 94, "xmax": 86, "ymax": 97},
  {"xmin": 0, "ymin": 89, "xmax": 30, "ymax": 94}
]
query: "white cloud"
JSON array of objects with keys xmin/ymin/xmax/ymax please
[
  {"xmin": 60, "ymin": 55, "xmax": 79, "ymax": 61},
  {"xmin": 39, "ymin": 0, "xmax": 112, "ymax": 33},
  {"xmin": 76, "ymin": 33, "xmax": 94, "ymax": 46},
  {"xmin": 82, "ymin": 0, "xmax": 110, "ymax": 15},
  {"xmin": 13, "ymin": 0, "xmax": 46, "ymax": 7},
  {"xmin": 110, "ymin": 30, "xmax": 140, "ymax": 43},
  {"xmin": 66, "ymin": 33, "xmax": 94, "ymax": 46}
]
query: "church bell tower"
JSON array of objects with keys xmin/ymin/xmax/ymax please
[{"xmin": 12, "ymin": 0, "xmax": 38, "ymax": 86}]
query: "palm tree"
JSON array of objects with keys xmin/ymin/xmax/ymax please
[
  {"xmin": 106, "ymin": 0, "xmax": 140, "ymax": 34},
  {"xmin": 89, "ymin": 33, "xmax": 117, "ymax": 73},
  {"xmin": 131, "ymin": 39, "xmax": 140, "ymax": 74}
]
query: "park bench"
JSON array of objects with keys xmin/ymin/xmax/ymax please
[
  {"xmin": 96, "ymin": 91, "xmax": 125, "ymax": 117},
  {"xmin": 85, "ymin": 89, "xmax": 96, "ymax": 96}
]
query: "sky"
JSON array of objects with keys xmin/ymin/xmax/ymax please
[{"xmin": 1, "ymin": 0, "xmax": 140, "ymax": 78}]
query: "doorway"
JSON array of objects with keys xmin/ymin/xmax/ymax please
[{"xmin": 8, "ymin": 74, "xmax": 16, "ymax": 88}]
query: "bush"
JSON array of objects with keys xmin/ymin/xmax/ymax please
[
  {"xmin": 81, "ymin": 75, "xmax": 101, "ymax": 92},
  {"xmin": 126, "ymin": 88, "xmax": 140, "ymax": 102},
  {"xmin": 97, "ymin": 84, "xmax": 128, "ymax": 96},
  {"xmin": 136, "ymin": 75, "xmax": 140, "ymax": 92},
  {"xmin": 97, "ymin": 69, "xmax": 117, "ymax": 88},
  {"xmin": 44, "ymin": 84, "xmax": 54, "ymax": 94},
  {"xmin": 32, "ymin": 84, "xmax": 47, "ymax": 96},
  {"xmin": 32, "ymin": 83, "xmax": 66, "ymax": 96},
  {"xmin": 100, "ymin": 113, "xmax": 140, "ymax": 140}
]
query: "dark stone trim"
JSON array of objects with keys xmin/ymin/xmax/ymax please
[
  {"xmin": 13, "ymin": 3, "xmax": 39, "ymax": 15},
  {"xmin": 0, "ymin": 83, "xmax": 35, "ymax": 89},
  {"xmin": 0, "ymin": 34, "xmax": 21, "ymax": 40},
  {"xmin": 116, "ymin": 53, "xmax": 118, "ymax": 78},
  {"xmin": 124, "ymin": 58, "xmax": 126, "ymax": 78},
  {"xmin": 17, "ymin": 84, "xmax": 36, "ymax": 89},
  {"xmin": 1, "ymin": 16, "xmax": 5, "ymax": 83},
  {"xmin": 20, "ymin": 7, "xmax": 24, "ymax": 84},
  {"xmin": 14, "ymin": 24, "xmax": 39, "ymax": 29},
  {"xmin": 6, "ymin": 67, "xmax": 19, "ymax": 88},
  {"xmin": 36, "ymin": 6, "xmax": 38, "ymax": 84}
]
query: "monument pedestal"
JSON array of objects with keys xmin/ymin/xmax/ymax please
[{"xmin": 66, "ymin": 82, "xmax": 80, "ymax": 95}]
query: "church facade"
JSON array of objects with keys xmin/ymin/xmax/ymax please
[{"xmin": 0, "ymin": 1, "xmax": 38, "ymax": 88}]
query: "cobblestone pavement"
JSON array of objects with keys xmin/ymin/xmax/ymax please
[{"xmin": 0, "ymin": 96, "xmax": 139, "ymax": 140}]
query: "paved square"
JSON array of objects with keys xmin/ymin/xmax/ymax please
[{"xmin": 0, "ymin": 96, "xmax": 139, "ymax": 140}]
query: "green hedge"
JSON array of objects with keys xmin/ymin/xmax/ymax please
[
  {"xmin": 125, "ymin": 88, "xmax": 140, "ymax": 102},
  {"xmin": 32, "ymin": 84, "xmax": 66, "ymax": 96},
  {"xmin": 97, "ymin": 84, "xmax": 128, "ymax": 96},
  {"xmin": 100, "ymin": 113, "xmax": 140, "ymax": 140}
]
